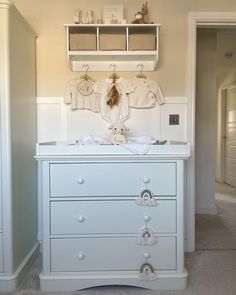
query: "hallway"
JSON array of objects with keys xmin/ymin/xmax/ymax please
[{"xmin": 195, "ymin": 182, "xmax": 236, "ymax": 250}]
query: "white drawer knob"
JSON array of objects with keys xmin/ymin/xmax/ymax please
[
  {"xmin": 143, "ymin": 177, "xmax": 150, "ymax": 184},
  {"xmin": 77, "ymin": 178, "xmax": 84, "ymax": 184},
  {"xmin": 77, "ymin": 216, "xmax": 85, "ymax": 223},
  {"xmin": 144, "ymin": 252, "xmax": 151, "ymax": 259},
  {"xmin": 144, "ymin": 215, "xmax": 151, "ymax": 222},
  {"xmin": 78, "ymin": 253, "xmax": 85, "ymax": 260}
]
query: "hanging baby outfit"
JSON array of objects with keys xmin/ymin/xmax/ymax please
[
  {"xmin": 94, "ymin": 78, "xmax": 135, "ymax": 124},
  {"xmin": 128, "ymin": 77, "xmax": 165, "ymax": 108},
  {"xmin": 64, "ymin": 79, "xmax": 100, "ymax": 112}
]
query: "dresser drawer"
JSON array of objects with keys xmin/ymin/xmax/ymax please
[
  {"xmin": 49, "ymin": 162, "xmax": 176, "ymax": 197},
  {"xmin": 50, "ymin": 200, "xmax": 176, "ymax": 235},
  {"xmin": 51, "ymin": 236, "xmax": 176, "ymax": 272},
  {"xmin": 0, "ymin": 233, "xmax": 3, "ymax": 272}
]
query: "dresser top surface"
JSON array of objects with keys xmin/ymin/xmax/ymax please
[{"xmin": 35, "ymin": 141, "xmax": 190, "ymax": 160}]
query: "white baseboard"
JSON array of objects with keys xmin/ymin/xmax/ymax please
[
  {"xmin": 195, "ymin": 206, "xmax": 217, "ymax": 215},
  {"xmin": 0, "ymin": 242, "xmax": 40, "ymax": 292},
  {"xmin": 39, "ymin": 270, "xmax": 188, "ymax": 292},
  {"xmin": 184, "ymin": 238, "xmax": 195, "ymax": 252},
  {"xmin": 37, "ymin": 231, "xmax": 42, "ymax": 243}
]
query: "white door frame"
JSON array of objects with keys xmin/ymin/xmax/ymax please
[
  {"xmin": 187, "ymin": 12, "xmax": 236, "ymax": 252},
  {"xmin": 216, "ymin": 87, "xmax": 227, "ymax": 182},
  {"xmin": 224, "ymin": 84, "xmax": 236, "ymax": 187},
  {"xmin": 217, "ymin": 82, "xmax": 236, "ymax": 183}
]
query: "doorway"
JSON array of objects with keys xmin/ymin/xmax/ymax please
[
  {"xmin": 195, "ymin": 26, "xmax": 236, "ymax": 250},
  {"xmin": 196, "ymin": 27, "xmax": 236, "ymax": 213},
  {"xmin": 187, "ymin": 12, "xmax": 236, "ymax": 252}
]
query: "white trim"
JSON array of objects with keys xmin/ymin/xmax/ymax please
[
  {"xmin": 196, "ymin": 207, "xmax": 218, "ymax": 215},
  {"xmin": 165, "ymin": 97, "xmax": 187, "ymax": 104},
  {"xmin": 37, "ymin": 97, "xmax": 64, "ymax": 104},
  {"xmin": 0, "ymin": 242, "xmax": 40, "ymax": 292},
  {"xmin": 0, "ymin": 0, "xmax": 13, "ymax": 10},
  {"xmin": 0, "ymin": 1, "xmax": 37, "ymax": 38},
  {"xmin": 39, "ymin": 270, "xmax": 188, "ymax": 292},
  {"xmin": 188, "ymin": 11, "xmax": 236, "ymax": 22},
  {"xmin": 221, "ymin": 80, "xmax": 236, "ymax": 91},
  {"xmin": 223, "ymin": 84, "xmax": 236, "ymax": 187},
  {"xmin": 216, "ymin": 83, "xmax": 236, "ymax": 183},
  {"xmin": 198, "ymin": 22, "xmax": 236, "ymax": 27},
  {"xmin": 187, "ymin": 12, "xmax": 236, "ymax": 252},
  {"xmin": 0, "ymin": 7, "xmax": 14, "ymax": 273},
  {"xmin": 216, "ymin": 88, "xmax": 227, "ymax": 183}
]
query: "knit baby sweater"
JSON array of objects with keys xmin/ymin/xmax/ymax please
[
  {"xmin": 128, "ymin": 77, "xmax": 165, "ymax": 108},
  {"xmin": 64, "ymin": 79, "xmax": 100, "ymax": 112}
]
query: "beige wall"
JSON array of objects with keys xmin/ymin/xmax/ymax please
[
  {"xmin": 196, "ymin": 30, "xmax": 217, "ymax": 214},
  {"xmin": 12, "ymin": 0, "xmax": 236, "ymax": 97}
]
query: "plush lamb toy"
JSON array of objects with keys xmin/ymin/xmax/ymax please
[{"xmin": 109, "ymin": 122, "xmax": 129, "ymax": 144}]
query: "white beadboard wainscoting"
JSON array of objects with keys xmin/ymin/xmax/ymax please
[{"xmin": 36, "ymin": 96, "xmax": 187, "ymax": 143}]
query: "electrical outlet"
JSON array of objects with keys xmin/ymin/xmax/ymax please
[{"xmin": 169, "ymin": 114, "xmax": 179, "ymax": 125}]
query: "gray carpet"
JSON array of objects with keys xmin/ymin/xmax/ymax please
[
  {"xmin": 7, "ymin": 183, "xmax": 236, "ymax": 295},
  {"xmin": 196, "ymin": 193, "xmax": 236, "ymax": 250}
]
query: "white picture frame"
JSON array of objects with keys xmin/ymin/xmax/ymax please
[{"xmin": 103, "ymin": 5, "xmax": 124, "ymax": 24}]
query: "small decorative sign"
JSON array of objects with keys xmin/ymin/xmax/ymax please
[{"xmin": 103, "ymin": 5, "xmax": 124, "ymax": 24}]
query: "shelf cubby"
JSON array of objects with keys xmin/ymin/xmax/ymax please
[{"xmin": 65, "ymin": 24, "xmax": 161, "ymax": 71}]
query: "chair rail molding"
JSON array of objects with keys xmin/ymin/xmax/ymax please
[{"xmin": 187, "ymin": 11, "xmax": 236, "ymax": 252}]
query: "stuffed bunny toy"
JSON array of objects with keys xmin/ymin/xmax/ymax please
[{"xmin": 109, "ymin": 122, "xmax": 129, "ymax": 144}]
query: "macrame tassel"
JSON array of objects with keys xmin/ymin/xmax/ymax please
[
  {"xmin": 135, "ymin": 189, "xmax": 157, "ymax": 207},
  {"xmin": 138, "ymin": 263, "xmax": 157, "ymax": 281},
  {"xmin": 107, "ymin": 84, "xmax": 120, "ymax": 108},
  {"xmin": 137, "ymin": 227, "xmax": 158, "ymax": 246}
]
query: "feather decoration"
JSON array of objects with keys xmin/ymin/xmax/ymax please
[{"xmin": 107, "ymin": 84, "xmax": 120, "ymax": 108}]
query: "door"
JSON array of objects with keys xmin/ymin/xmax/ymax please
[{"xmin": 225, "ymin": 85, "xmax": 236, "ymax": 187}]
